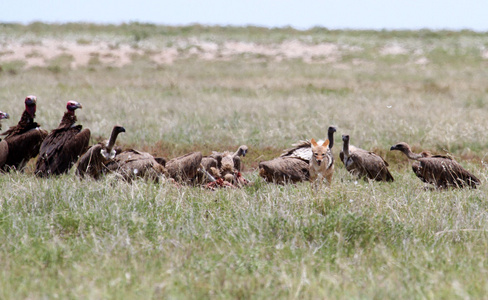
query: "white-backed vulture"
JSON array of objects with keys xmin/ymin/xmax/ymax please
[
  {"xmin": 340, "ymin": 135, "xmax": 394, "ymax": 182},
  {"xmin": 1, "ymin": 96, "xmax": 48, "ymax": 171},
  {"xmin": 35, "ymin": 101, "xmax": 90, "ymax": 176},
  {"xmin": 76, "ymin": 125, "xmax": 126, "ymax": 179},
  {"xmin": 259, "ymin": 126, "xmax": 336, "ymax": 184},
  {"xmin": 390, "ymin": 142, "xmax": 480, "ymax": 189},
  {"xmin": 105, "ymin": 149, "xmax": 168, "ymax": 182},
  {"xmin": 166, "ymin": 152, "xmax": 203, "ymax": 183}
]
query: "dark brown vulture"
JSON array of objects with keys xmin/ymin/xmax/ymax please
[
  {"xmin": 390, "ymin": 142, "xmax": 480, "ymax": 189},
  {"xmin": 165, "ymin": 152, "xmax": 203, "ymax": 183},
  {"xmin": 340, "ymin": 135, "xmax": 394, "ymax": 182},
  {"xmin": 1, "ymin": 96, "xmax": 48, "ymax": 171},
  {"xmin": 76, "ymin": 125, "xmax": 126, "ymax": 179},
  {"xmin": 35, "ymin": 100, "xmax": 90, "ymax": 176},
  {"xmin": 0, "ymin": 111, "xmax": 10, "ymax": 167},
  {"xmin": 259, "ymin": 126, "xmax": 336, "ymax": 184},
  {"xmin": 104, "ymin": 149, "xmax": 168, "ymax": 182}
]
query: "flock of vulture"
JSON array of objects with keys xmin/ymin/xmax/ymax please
[{"xmin": 0, "ymin": 96, "xmax": 481, "ymax": 190}]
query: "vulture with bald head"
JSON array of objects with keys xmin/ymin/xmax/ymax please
[
  {"xmin": 259, "ymin": 126, "xmax": 336, "ymax": 184},
  {"xmin": 76, "ymin": 125, "xmax": 126, "ymax": 179},
  {"xmin": 35, "ymin": 100, "xmax": 90, "ymax": 176},
  {"xmin": 340, "ymin": 134, "xmax": 394, "ymax": 182},
  {"xmin": 390, "ymin": 142, "xmax": 480, "ymax": 189},
  {"xmin": 0, "ymin": 96, "xmax": 48, "ymax": 171}
]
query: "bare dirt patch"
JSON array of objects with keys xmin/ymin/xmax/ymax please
[{"xmin": 0, "ymin": 38, "xmax": 345, "ymax": 69}]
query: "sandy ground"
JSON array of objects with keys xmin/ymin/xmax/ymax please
[{"xmin": 0, "ymin": 38, "xmax": 437, "ymax": 69}]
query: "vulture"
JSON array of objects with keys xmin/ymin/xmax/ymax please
[
  {"xmin": 199, "ymin": 145, "xmax": 248, "ymax": 184},
  {"xmin": 76, "ymin": 125, "xmax": 126, "ymax": 179},
  {"xmin": 165, "ymin": 152, "xmax": 203, "ymax": 183},
  {"xmin": 0, "ymin": 111, "xmax": 10, "ymax": 167},
  {"xmin": 104, "ymin": 149, "xmax": 167, "ymax": 182},
  {"xmin": 259, "ymin": 126, "xmax": 336, "ymax": 184},
  {"xmin": 35, "ymin": 101, "xmax": 90, "ymax": 176},
  {"xmin": 390, "ymin": 142, "xmax": 480, "ymax": 189},
  {"xmin": 340, "ymin": 135, "xmax": 394, "ymax": 182},
  {"xmin": 0, "ymin": 96, "xmax": 48, "ymax": 171}
]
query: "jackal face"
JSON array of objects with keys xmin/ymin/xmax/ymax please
[{"xmin": 311, "ymin": 138, "xmax": 330, "ymax": 167}]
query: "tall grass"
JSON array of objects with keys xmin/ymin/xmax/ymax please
[{"xmin": 1, "ymin": 24, "xmax": 488, "ymax": 299}]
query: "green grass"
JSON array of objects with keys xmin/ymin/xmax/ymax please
[{"xmin": 1, "ymin": 23, "xmax": 488, "ymax": 299}]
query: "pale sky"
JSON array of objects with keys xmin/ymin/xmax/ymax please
[{"xmin": 1, "ymin": 0, "xmax": 487, "ymax": 31}]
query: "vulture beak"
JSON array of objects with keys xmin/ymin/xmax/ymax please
[
  {"xmin": 390, "ymin": 145, "xmax": 399, "ymax": 151},
  {"xmin": 67, "ymin": 100, "xmax": 83, "ymax": 112},
  {"xmin": 342, "ymin": 134, "xmax": 349, "ymax": 141},
  {"xmin": 329, "ymin": 126, "xmax": 337, "ymax": 133}
]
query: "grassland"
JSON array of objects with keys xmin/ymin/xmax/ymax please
[{"xmin": 1, "ymin": 23, "xmax": 488, "ymax": 299}]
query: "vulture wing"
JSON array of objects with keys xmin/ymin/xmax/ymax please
[
  {"xmin": 349, "ymin": 150, "xmax": 394, "ymax": 182},
  {"xmin": 414, "ymin": 156, "xmax": 479, "ymax": 188},
  {"xmin": 280, "ymin": 140, "xmax": 312, "ymax": 161},
  {"xmin": 166, "ymin": 152, "xmax": 203, "ymax": 183},
  {"xmin": 259, "ymin": 157, "xmax": 309, "ymax": 184},
  {"xmin": 105, "ymin": 149, "xmax": 167, "ymax": 182},
  {"xmin": 0, "ymin": 140, "xmax": 8, "ymax": 167},
  {"xmin": 3, "ymin": 128, "xmax": 48, "ymax": 171},
  {"xmin": 36, "ymin": 127, "xmax": 90, "ymax": 175},
  {"xmin": 76, "ymin": 144, "xmax": 104, "ymax": 179}
]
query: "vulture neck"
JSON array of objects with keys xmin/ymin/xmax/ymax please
[
  {"xmin": 328, "ymin": 131, "xmax": 334, "ymax": 149},
  {"xmin": 58, "ymin": 111, "xmax": 77, "ymax": 128},
  {"xmin": 1, "ymin": 110, "xmax": 38, "ymax": 137},
  {"xmin": 106, "ymin": 129, "xmax": 122, "ymax": 153},
  {"xmin": 18, "ymin": 110, "xmax": 35, "ymax": 127},
  {"xmin": 342, "ymin": 139, "xmax": 350, "ymax": 157},
  {"xmin": 403, "ymin": 148, "xmax": 423, "ymax": 160}
]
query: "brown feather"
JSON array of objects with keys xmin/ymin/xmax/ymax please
[
  {"xmin": 341, "ymin": 135, "xmax": 393, "ymax": 182},
  {"xmin": 35, "ymin": 109, "xmax": 90, "ymax": 176},
  {"xmin": 1, "ymin": 107, "xmax": 48, "ymax": 171},
  {"xmin": 259, "ymin": 157, "xmax": 310, "ymax": 184},
  {"xmin": 76, "ymin": 126, "xmax": 125, "ymax": 180},
  {"xmin": 166, "ymin": 152, "xmax": 203, "ymax": 183},
  {"xmin": 390, "ymin": 142, "xmax": 479, "ymax": 188},
  {"xmin": 105, "ymin": 149, "xmax": 168, "ymax": 182}
]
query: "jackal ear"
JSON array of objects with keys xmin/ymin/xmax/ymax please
[
  {"xmin": 322, "ymin": 139, "xmax": 330, "ymax": 147},
  {"xmin": 311, "ymin": 138, "xmax": 318, "ymax": 147}
]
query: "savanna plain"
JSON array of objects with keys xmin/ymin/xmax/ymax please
[{"xmin": 1, "ymin": 23, "xmax": 488, "ymax": 299}]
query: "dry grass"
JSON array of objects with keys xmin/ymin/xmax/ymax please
[{"xmin": 1, "ymin": 23, "xmax": 488, "ymax": 299}]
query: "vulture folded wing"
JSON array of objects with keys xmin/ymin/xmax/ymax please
[
  {"xmin": 415, "ymin": 156, "xmax": 480, "ymax": 188},
  {"xmin": 357, "ymin": 151, "xmax": 394, "ymax": 182},
  {"xmin": 166, "ymin": 152, "xmax": 203, "ymax": 182},
  {"xmin": 280, "ymin": 140, "xmax": 312, "ymax": 161},
  {"xmin": 37, "ymin": 127, "xmax": 90, "ymax": 175},
  {"xmin": 76, "ymin": 144, "xmax": 104, "ymax": 179},
  {"xmin": 259, "ymin": 157, "xmax": 309, "ymax": 184},
  {"xmin": 106, "ymin": 149, "xmax": 167, "ymax": 182},
  {"xmin": 0, "ymin": 140, "xmax": 8, "ymax": 167},
  {"xmin": 4, "ymin": 128, "xmax": 48, "ymax": 170}
]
